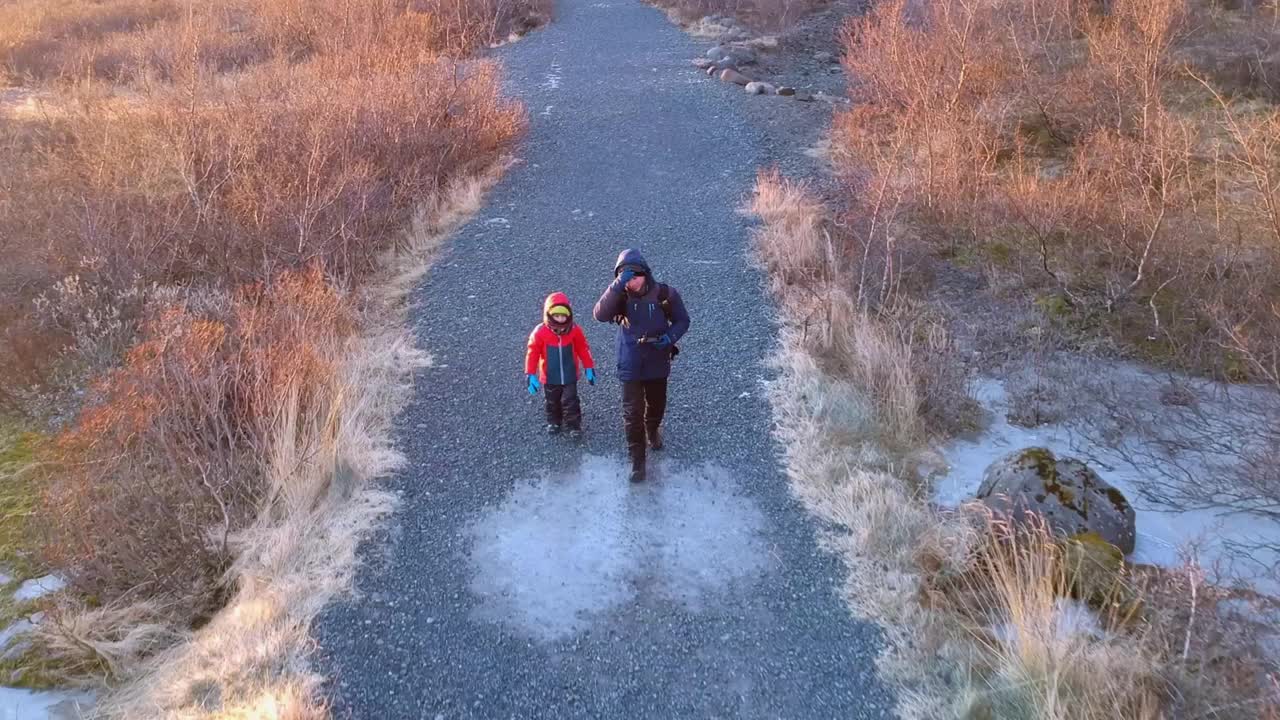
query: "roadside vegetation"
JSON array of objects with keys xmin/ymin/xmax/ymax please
[
  {"xmin": 647, "ymin": 0, "xmax": 828, "ymax": 32},
  {"xmin": 748, "ymin": 0, "xmax": 1280, "ymax": 715},
  {"xmin": 0, "ymin": 0, "xmax": 546, "ymax": 715}
]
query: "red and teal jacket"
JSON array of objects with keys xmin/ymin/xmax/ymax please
[{"xmin": 525, "ymin": 292, "xmax": 596, "ymax": 386}]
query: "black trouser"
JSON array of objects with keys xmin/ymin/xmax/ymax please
[
  {"xmin": 622, "ymin": 378, "xmax": 667, "ymax": 468},
  {"xmin": 544, "ymin": 383, "xmax": 582, "ymax": 429}
]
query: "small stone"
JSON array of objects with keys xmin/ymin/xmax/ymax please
[
  {"xmin": 793, "ymin": 90, "xmax": 814, "ymax": 102},
  {"xmin": 777, "ymin": 86, "xmax": 796, "ymax": 96},
  {"xmin": 705, "ymin": 45, "xmax": 728, "ymax": 60},
  {"xmin": 28, "ymin": 611, "xmax": 45, "ymax": 624},
  {"xmin": 728, "ymin": 47, "xmax": 758, "ymax": 66},
  {"xmin": 692, "ymin": 57, "xmax": 715, "ymax": 69},
  {"xmin": 720, "ymin": 68, "xmax": 751, "ymax": 86},
  {"xmin": 744, "ymin": 81, "xmax": 776, "ymax": 95}
]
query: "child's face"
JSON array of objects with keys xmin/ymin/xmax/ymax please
[
  {"xmin": 551, "ymin": 313, "xmax": 570, "ymax": 324},
  {"xmin": 625, "ymin": 274, "xmax": 646, "ymax": 293}
]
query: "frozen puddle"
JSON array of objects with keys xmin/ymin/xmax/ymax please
[
  {"xmin": 0, "ymin": 687, "xmax": 93, "ymax": 720},
  {"xmin": 935, "ymin": 375, "xmax": 1280, "ymax": 593},
  {"xmin": 466, "ymin": 455, "xmax": 769, "ymax": 641}
]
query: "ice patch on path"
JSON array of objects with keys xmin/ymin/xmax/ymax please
[
  {"xmin": 0, "ymin": 687, "xmax": 93, "ymax": 720},
  {"xmin": 466, "ymin": 455, "xmax": 769, "ymax": 641}
]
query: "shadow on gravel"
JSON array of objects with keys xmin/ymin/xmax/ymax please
[{"xmin": 466, "ymin": 454, "xmax": 769, "ymax": 641}]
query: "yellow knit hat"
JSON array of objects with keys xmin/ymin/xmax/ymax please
[{"xmin": 548, "ymin": 305, "xmax": 571, "ymax": 317}]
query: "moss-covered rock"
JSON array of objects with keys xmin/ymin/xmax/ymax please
[{"xmin": 976, "ymin": 447, "xmax": 1137, "ymax": 554}]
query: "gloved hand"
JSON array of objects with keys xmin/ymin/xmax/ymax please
[
  {"xmin": 654, "ymin": 334, "xmax": 673, "ymax": 350},
  {"xmin": 585, "ymin": 368, "xmax": 596, "ymax": 385},
  {"xmin": 527, "ymin": 374, "xmax": 540, "ymax": 395},
  {"xmin": 613, "ymin": 268, "xmax": 636, "ymax": 291}
]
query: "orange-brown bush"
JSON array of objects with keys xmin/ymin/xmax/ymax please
[
  {"xmin": 0, "ymin": 50, "xmax": 523, "ymax": 411},
  {"xmin": 0, "ymin": 0, "xmax": 551, "ymax": 83},
  {"xmin": 835, "ymin": 0, "xmax": 1280, "ymax": 379},
  {"xmin": 43, "ymin": 268, "xmax": 351, "ymax": 625},
  {"xmin": 649, "ymin": 0, "xmax": 824, "ymax": 31},
  {"xmin": 0, "ymin": 0, "xmax": 531, "ymax": 680}
]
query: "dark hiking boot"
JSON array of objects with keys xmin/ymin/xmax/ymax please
[
  {"xmin": 568, "ymin": 427, "xmax": 583, "ymax": 440},
  {"xmin": 646, "ymin": 426, "xmax": 663, "ymax": 450},
  {"xmin": 545, "ymin": 423, "xmax": 562, "ymax": 435},
  {"xmin": 628, "ymin": 445, "xmax": 646, "ymax": 483}
]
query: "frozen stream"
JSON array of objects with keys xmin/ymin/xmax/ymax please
[{"xmin": 934, "ymin": 372, "xmax": 1280, "ymax": 594}]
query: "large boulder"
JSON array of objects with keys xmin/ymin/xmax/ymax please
[{"xmin": 977, "ymin": 447, "xmax": 1136, "ymax": 554}]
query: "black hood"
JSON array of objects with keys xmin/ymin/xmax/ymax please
[{"xmin": 613, "ymin": 248, "xmax": 652, "ymax": 277}]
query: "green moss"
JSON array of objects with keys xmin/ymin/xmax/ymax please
[
  {"xmin": 0, "ymin": 424, "xmax": 42, "ymax": 579},
  {"xmin": 1063, "ymin": 532, "xmax": 1142, "ymax": 619},
  {"xmin": 986, "ymin": 242, "xmax": 1013, "ymax": 267},
  {"xmin": 1018, "ymin": 448, "xmax": 1084, "ymax": 513},
  {"xmin": 1034, "ymin": 293, "xmax": 1073, "ymax": 319},
  {"xmin": 1103, "ymin": 486, "xmax": 1130, "ymax": 513}
]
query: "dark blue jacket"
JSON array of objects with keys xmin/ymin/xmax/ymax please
[{"xmin": 592, "ymin": 249, "xmax": 690, "ymax": 382}]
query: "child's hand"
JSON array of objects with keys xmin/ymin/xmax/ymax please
[
  {"xmin": 527, "ymin": 374, "xmax": 539, "ymax": 395},
  {"xmin": 585, "ymin": 368, "xmax": 596, "ymax": 386}
]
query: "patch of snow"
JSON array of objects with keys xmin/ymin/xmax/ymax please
[
  {"xmin": 13, "ymin": 576, "xmax": 65, "ymax": 602},
  {"xmin": 0, "ymin": 687, "xmax": 93, "ymax": 720},
  {"xmin": 935, "ymin": 374, "xmax": 1280, "ymax": 593},
  {"xmin": 0, "ymin": 620, "xmax": 33, "ymax": 649}
]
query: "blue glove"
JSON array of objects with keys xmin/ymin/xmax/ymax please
[
  {"xmin": 585, "ymin": 368, "xmax": 596, "ymax": 385},
  {"xmin": 527, "ymin": 374, "xmax": 539, "ymax": 395},
  {"xmin": 654, "ymin": 334, "xmax": 673, "ymax": 349},
  {"xmin": 614, "ymin": 268, "xmax": 636, "ymax": 291}
]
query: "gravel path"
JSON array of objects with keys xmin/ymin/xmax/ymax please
[{"xmin": 313, "ymin": 1, "xmax": 894, "ymax": 717}]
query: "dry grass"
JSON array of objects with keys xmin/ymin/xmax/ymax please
[
  {"xmin": 31, "ymin": 168, "xmax": 502, "ymax": 718},
  {"xmin": 747, "ymin": 170, "xmax": 974, "ymax": 452},
  {"xmin": 649, "ymin": 0, "xmax": 825, "ymax": 32},
  {"xmin": 0, "ymin": 0, "xmax": 551, "ymax": 84},
  {"xmin": 747, "ymin": 169, "xmax": 1280, "ymax": 720},
  {"xmin": 0, "ymin": 0, "xmax": 537, "ymax": 711}
]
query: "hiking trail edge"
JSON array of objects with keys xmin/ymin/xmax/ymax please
[{"xmin": 314, "ymin": 1, "xmax": 895, "ymax": 716}]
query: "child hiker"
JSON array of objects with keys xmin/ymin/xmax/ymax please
[{"xmin": 525, "ymin": 292, "xmax": 596, "ymax": 438}]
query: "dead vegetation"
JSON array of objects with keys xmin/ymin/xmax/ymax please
[
  {"xmin": 0, "ymin": 0, "xmax": 539, "ymax": 713},
  {"xmin": 747, "ymin": 167, "xmax": 1280, "ymax": 719},
  {"xmin": 648, "ymin": 0, "xmax": 828, "ymax": 32}
]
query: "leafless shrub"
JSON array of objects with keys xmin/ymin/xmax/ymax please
[
  {"xmin": 836, "ymin": 0, "xmax": 1280, "ymax": 379},
  {"xmin": 747, "ymin": 170, "xmax": 976, "ymax": 448},
  {"xmin": 649, "ymin": 0, "xmax": 824, "ymax": 31}
]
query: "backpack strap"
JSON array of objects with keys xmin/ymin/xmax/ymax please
[{"xmin": 658, "ymin": 283, "xmax": 672, "ymax": 321}]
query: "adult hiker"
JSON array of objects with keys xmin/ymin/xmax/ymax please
[{"xmin": 593, "ymin": 249, "xmax": 691, "ymax": 483}]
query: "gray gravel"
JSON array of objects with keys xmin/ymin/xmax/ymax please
[{"xmin": 313, "ymin": 0, "xmax": 894, "ymax": 717}]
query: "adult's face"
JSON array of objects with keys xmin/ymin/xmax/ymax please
[{"xmin": 625, "ymin": 274, "xmax": 647, "ymax": 293}]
